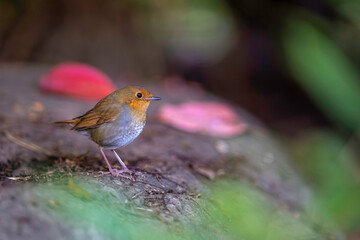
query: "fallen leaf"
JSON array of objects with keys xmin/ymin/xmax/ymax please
[
  {"xmin": 157, "ymin": 102, "xmax": 247, "ymax": 138},
  {"xmin": 40, "ymin": 62, "xmax": 116, "ymax": 101}
]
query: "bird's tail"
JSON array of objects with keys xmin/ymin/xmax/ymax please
[{"xmin": 54, "ymin": 119, "xmax": 76, "ymax": 125}]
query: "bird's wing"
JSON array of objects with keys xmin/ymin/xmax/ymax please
[{"xmin": 71, "ymin": 103, "xmax": 121, "ymax": 131}]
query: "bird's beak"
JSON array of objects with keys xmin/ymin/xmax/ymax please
[{"xmin": 146, "ymin": 96, "xmax": 161, "ymax": 101}]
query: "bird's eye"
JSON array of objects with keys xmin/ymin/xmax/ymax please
[{"xmin": 136, "ymin": 92, "xmax": 143, "ymax": 98}]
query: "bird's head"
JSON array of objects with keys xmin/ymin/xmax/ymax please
[{"xmin": 116, "ymin": 86, "xmax": 161, "ymax": 112}]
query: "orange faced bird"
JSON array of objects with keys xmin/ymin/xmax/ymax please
[{"xmin": 55, "ymin": 86, "xmax": 161, "ymax": 177}]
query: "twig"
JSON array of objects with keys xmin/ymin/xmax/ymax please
[
  {"xmin": 135, "ymin": 207, "xmax": 153, "ymax": 212},
  {"xmin": 7, "ymin": 176, "xmax": 31, "ymax": 181},
  {"xmin": 188, "ymin": 196, "xmax": 211, "ymax": 217},
  {"xmin": 132, "ymin": 191, "xmax": 142, "ymax": 199},
  {"xmin": 4, "ymin": 130, "xmax": 55, "ymax": 156}
]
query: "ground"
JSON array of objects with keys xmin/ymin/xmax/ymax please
[{"xmin": 0, "ymin": 64, "xmax": 343, "ymax": 240}]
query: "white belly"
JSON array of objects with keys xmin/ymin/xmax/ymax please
[{"xmin": 99, "ymin": 122, "xmax": 145, "ymax": 149}]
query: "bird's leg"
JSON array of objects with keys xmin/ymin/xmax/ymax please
[
  {"xmin": 99, "ymin": 147, "xmax": 130, "ymax": 179},
  {"xmin": 112, "ymin": 150, "xmax": 132, "ymax": 173},
  {"xmin": 99, "ymin": 147, "xmax": 114, "ymax": 173},
  {"xmin": 112, "ymin": 150, "xmax": 144, "ymax": 177}
]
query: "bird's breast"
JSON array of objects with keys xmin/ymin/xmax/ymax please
[{"xmin": 90, "ymin": 113, "xmax": 146, "ymax": 149}]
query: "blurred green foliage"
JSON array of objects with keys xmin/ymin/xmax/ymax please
[
  {"xmin": 147, "ymin": 0, "xmax": 235, "ymax": 65},
  {"xmin": 282, "ymin": 7, "xmax": 360, "ymax": 234},
  {"xmin": 283, "ymin": 17, "xmax": 360, "ymax": 130},
  {"xmin": 207, "ymin": 182, "xmax": 326, "ymax": 240},
  {"xmin": 36, "ymin": 179, "xmax": 182, "ymax": 240},
  {"xmin": 292, "ymin": 131, "xmax": 360, "ymax": 231},
  {"xmin": 33, "ymin": 177, "xmax": 340, "ymax": 240}
]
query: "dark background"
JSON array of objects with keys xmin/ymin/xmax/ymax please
[{"xmin": 2, "ymin": 0, "xmax": 359, "ymax": 135}]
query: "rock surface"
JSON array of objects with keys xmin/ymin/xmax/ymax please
[{"xmin": 0, "ymin": 64, "xmax": 343, "ymax": 240}]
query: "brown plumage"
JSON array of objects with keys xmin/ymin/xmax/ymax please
[{"xmin": 55, "ymin": 86, "xmax": 161, "ymax": 177}]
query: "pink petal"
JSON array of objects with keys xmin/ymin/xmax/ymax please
[
  {"xmin": 40, "ymin": 62, "xmax": 116, "ymax": 101},
  {"xmin": 158, "ymin": 102, "xmax": 247, "ymax": 138}
]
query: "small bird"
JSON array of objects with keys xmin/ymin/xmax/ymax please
[{"xmin": 55, "ymin": 86, "xmax": 161, "ymax": 177}]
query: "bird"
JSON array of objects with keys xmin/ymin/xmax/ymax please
[{"xmin": 55, "ymin": 86, "xmax": 161, "ymax": 177}]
